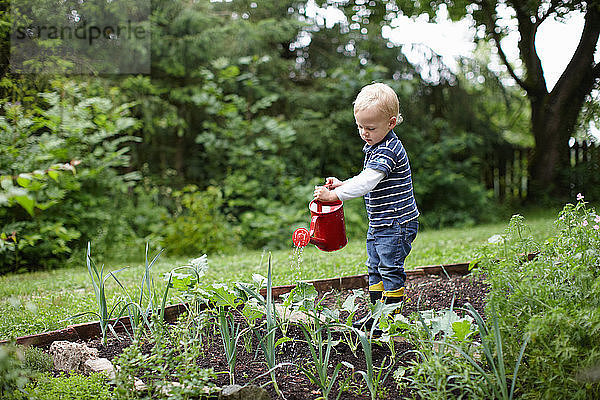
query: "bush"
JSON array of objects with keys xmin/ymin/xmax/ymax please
[
  {"xmin": 23, "ymin": 346, "xmax": 53, "ymax": 374},
  {"xmin": 161, "ymin": 185, "xmax": 240, "ymax": 256},
  {"xmin": 0, "ymin": 345, "xmax": 29, "ymax": 400},
  {"xmin": 406, "ymin": 121, "xmax": 495, "ymax": 229},
  {"xmin": 0, "ymin": 81, "xmax": 152, "ymax": 272},
  {"xmin": 474, "ymin": 195, "xmax": 600, "ymax": 399},
  {"xmin": 20, "ymin": 372, "xmax": 112, "ymax": 400}
]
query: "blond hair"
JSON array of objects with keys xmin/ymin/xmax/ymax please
[{"xmin": 353, "ymin": 83, "xmax": 403, "ymax": 123}]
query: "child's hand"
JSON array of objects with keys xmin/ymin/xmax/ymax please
[
  {"xmin": 313, "ymin": 185, "xmax": 339, "ymax": 202},
  {"xmin": 325, "ymin": 177, "xmax": 343, "ymax": 189}
]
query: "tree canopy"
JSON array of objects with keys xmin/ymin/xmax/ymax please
[{"xmin": 0, "ymin": 0, "xmax": 598, "ymax": 272}]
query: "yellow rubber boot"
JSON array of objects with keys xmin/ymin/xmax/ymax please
[{"xmin": 352, "ymin": 281, "xmax": 383, "ymax": 330}]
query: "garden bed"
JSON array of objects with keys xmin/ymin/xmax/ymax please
[{"xmin": 81, "ymin": 271, "xmax": 488, "ymax": 399}]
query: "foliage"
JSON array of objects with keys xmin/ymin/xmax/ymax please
[
  {"xmin": 71, "ymin": 243, "xmax": 174, "ymax": 345},
  {"xmin": 70, "ymin": 243, "xmax": 129, "ymax": 345},
  {"xmin": 474, "ymin": 195, "xmax": 600, "ymax": 399},
  {"xmin": 387, "ymin": 289, "xmax": 530, "ymax": 400},
  {"xmin": 19, "ymin": 372, "xmax": 112, "ymax": 400},
  {"xmin": 0, "ymin": 81, "xmax": 146, "ymax": 273},
  {"xmin": 1, "ymin": 0, "xmax": 548, "ymax": 264},
  {"xmin": 299, "ymin": 324, "xmax": 353, "ymax": 400},
  {"xmin": 113, "ymin": 335, "xmax": 217, "ymax": 400},
  {"xmin": 161, "ymin": 185, "xmax": 240, "ymax": 256},
  {"xmin": 0, "ymin": 344, "xmax": 29, "ymax": 399},
  {"xmin": 22, "ymin": 346, "xmax": 53, "ymax": 374},
  {"xmin": 216, "ymin": 306, "xmax": 242, "ymax": 386}
]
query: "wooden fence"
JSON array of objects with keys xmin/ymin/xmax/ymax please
[{"xmin": 484, "ymin": 140, "xmax": 600, "ymax": 201}]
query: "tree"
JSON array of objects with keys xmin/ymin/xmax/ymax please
[
  {"xmin": 336, "ymin": 0, "xmax": 600, "ymax": 199},
  {"xmin": 467, "ymin": 0, "xmax": 600, "ymax": 198}
]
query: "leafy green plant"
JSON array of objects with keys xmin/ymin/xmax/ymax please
[
  {"xmin": 450, "ymin": 304, "xmax": 529, "ymax": 400},
  {"xmin": 114, "ymin": 244, "xmax": 170, "ymax": 340},
  {"xmin": 0, "ymin": 344, "xmax": 29, "ymax": 400},
  {"xmin": 337, "ymin": 289, "xmax": 364, "ymax": 356},
  {"xmin": 403, "ymin": 303, "xmax": 528, "ymax": 400},
  {"xmin": 474, "ymin": 196, "xmax": 600, "ymax": 398},
  {"xmin": 354, "ymin": 327, "xmax": 394, "ymax": 400},
  {"xmin": 279, "ymin": 281, "xmax": 320, "ymax": 337},
  {"xmin": 298, "ymin": 324, "xmax": 353, "ymax": 400},
  {"xmin": 20, "ymin": 372, "xmax": 112, "ymax": 400},
  {"xmin": 237, "ymin": 254, "xmax": 290, "ymax": 397},
  {"xmin": 217, "ymin": 307, "xmax": 242, "ymax": 385},
  {"xmin": 0, "ymin": 82, "xmax": 143, "ymax": 272},
  {"xmin": 70, "ymin": 243, "xmax": 128, "ymax": 345},
  {"xmin": 161, "ymin": 185, "xmax": 240, "ymax": 256}
]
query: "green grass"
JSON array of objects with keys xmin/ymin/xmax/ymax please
[{"xmin": 0, "ymin": 207, "xmax": 559, "ymax": 340}]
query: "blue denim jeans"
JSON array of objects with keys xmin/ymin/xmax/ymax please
[{"xmin": 366, "ymin": 219, "xmax": 418, "ymax": 291}]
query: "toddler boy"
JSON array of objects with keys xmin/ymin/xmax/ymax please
[{"xmin": 313, "ymin": 82, "xmax": 419, "ymax": 329}]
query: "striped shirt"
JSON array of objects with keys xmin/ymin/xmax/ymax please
[{"xmin": 363, "ymin": 130, "xmax": 419, "ymax": 227}]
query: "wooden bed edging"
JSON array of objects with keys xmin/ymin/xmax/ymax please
[{"xmin": 3, "ymin": 261, "xmax": 474, "ymax": 348}]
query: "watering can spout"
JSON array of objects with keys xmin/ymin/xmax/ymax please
[{"xmin": 292, "ymin": 199, "xmax": 347, "ymax": 252}]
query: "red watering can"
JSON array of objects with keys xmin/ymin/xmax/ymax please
[{"xmin": 292, "ymin": 199, "xmax": 348, "ymax": 252}]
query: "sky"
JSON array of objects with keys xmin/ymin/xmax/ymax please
[
  {"xmin": 309, "ymin": 2, "xmax": 598, "ymax": 91},
  {"xmin": 382, "ymin": 6, "xmax": 595, "ymax": 91},
  {"xmin": 307, "ymin": 2, "xmax": 599, "ymax": 139}
]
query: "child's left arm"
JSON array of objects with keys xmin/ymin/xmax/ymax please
[{"xmin": 313, "ymin": 168, "xmax": 384, "ymax": 202}]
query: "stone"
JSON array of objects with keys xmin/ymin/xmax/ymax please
[
  {"xmin": 83, "ymin": 357, "xmax": 114, "ymax": 377},
  {"xmin": 159, "ymin": 381, "xmax": 182, "ymax": 396},
  {"xmin": 49, "ymin": 341, "xmax": 98, "ymax": 373},
  {"xmin": 134, "ymin": 378, "xmax": 147, "ymax": 391},
  {"xmin": 219, "ymin": 384, "xmax": 271, "ymax": 400}
]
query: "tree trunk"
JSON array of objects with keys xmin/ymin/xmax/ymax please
[
  {"xmin": 528, "ymin": 91, "xmax": 586, "ymax": 199},
  {"xmin": 524, "ymin": 5, "xmax": 600, "ymax": 200}
]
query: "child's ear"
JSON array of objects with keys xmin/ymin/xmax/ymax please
[{"xmin": 388, "ymin": 116, "xmax": 397, "ymax": 129}]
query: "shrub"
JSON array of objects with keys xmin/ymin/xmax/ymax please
[
  {"xmin": 0, "ymin": 81, "xmax": 150, "ymax": 272},
  {"xmin": 0, "ymin": 345, "xmax": 29, "ymax": 400},
  {"xmin": 474, "ymin": 195, "xmax": 600, "ymax": 399},
  {"xmin": 21, "ymin": 372, "xmax": 112, "ymax": 400},
  {"xmin": 162, "ymin": 185, "xmax": 240, "ymax": 256}
]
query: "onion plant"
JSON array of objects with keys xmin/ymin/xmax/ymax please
[
  {"xmin": 444, "ymin": 303, "xmax": 529, "ymax": 400},
  {"xmin": 354, "ymin": 327, "xmax": 395, "ymax": 400},
  {"xmin": 217, "ymin": 307, "xmax": 243, "ymax": 385},
  {"xmin": 237, "ymin": 254, "xmax": 290, "ymax": 398},
  {"xmin": 298, "ymin": 324, "xmax": 353, "ymax": 400},
  {"xmin": 70, "ymin": 242, "xmax": 128, "ymax": 345},
  {"xmin": 351, "ymin": 301, "xmax": 401, "ymax": 400}
]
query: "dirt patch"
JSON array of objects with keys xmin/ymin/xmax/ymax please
[{"xmin": 85, "ymin": 272, "xmax": 488, "ymax": 399}]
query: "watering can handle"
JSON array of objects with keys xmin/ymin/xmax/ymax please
[{"xmin": 309, "ymin": 215, "xmax": 319, "ymax": 237}]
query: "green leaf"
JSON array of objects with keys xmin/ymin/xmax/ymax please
[
  {"xmin": 47, "ymin": 170, "xmax": 59, "ymax": 182},
  {"xmin": 15, "ymin": 195, "xmax": 35, "ymax": 216},
  {"xmin": 16, "ymin": 174, "xmax": 32, "ymax": 188},
  {"xmin": 452, "ymin": 319, "xmax": 475, "ymax": 342},
  {"xmin": 1, "ymin": 176, "xmax": 13, "ymax": 190}
]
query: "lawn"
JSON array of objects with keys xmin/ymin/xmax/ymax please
[{"xmin": 0, "ymin": 207, "xmax": 559, "ymax": 340}]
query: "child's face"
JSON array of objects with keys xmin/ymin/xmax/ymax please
[{"xmin": 354, "ymin": 107, "xmax": 397, "ymax": 146}]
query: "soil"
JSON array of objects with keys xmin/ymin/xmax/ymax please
[{"xmin": 86, "ymin": 272, "xmax": 489, "ymax": 399}]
